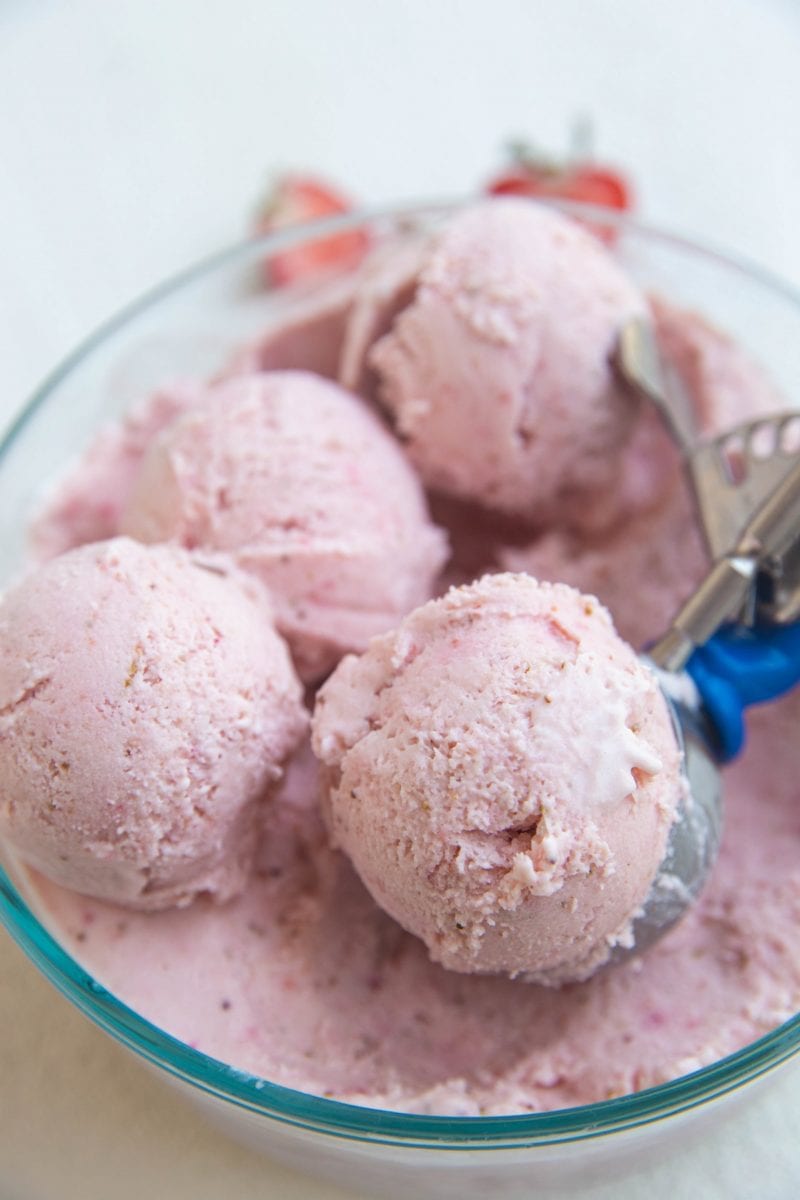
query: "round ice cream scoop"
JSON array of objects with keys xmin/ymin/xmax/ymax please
[
  {"xmin": 120, "ymin": 370, "xmax": 448, "ymax": 683},
  {"xmin": 313, "ymin": 573, "xmax": 686, "ymax": 986},
  {"xmin": 0, "ymin": 538, "xmax": 308, "ymax": 910},
  {"xmin": 313, "ymin": 460, "xmax": 800, "ymax": 984},
  {"xmin": 365, "ymin": 198, "xmax": 646, "ymax": 525}
]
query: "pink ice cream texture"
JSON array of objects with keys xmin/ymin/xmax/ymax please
[
  {"xmin": 504, "ymin": 295, "xmax": 788, "ymax": 650},
  {"xmin": 7, "ymin": 201, "xmax": 798, "ymax": 1118},
  {"xmin": 313, "ymin": 572, "xmax": 683, "ymax": 985},
  {"xmin": 367, "ymin": 198, "xmax": 647, "ymax": 522},
  {"xmin": 0, "ymin": 537, "xmax": 307, "ymax": 909},
  {"xmin": 121, "ymin": 370, "xmax": 448, "ymax": 683}
]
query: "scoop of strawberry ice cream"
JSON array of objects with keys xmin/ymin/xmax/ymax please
[
  {"xmin": 312, "ymin": 573, "xmax": 682, "ymax": 985},
  {"xmin": 363, "ymin": 199, "xmax": 646, "ymax": 523},
  {"xmin": 121, "ymin": 371, "xmax": 448, "ymax": 682},
  {"xmin": 0, "ymin": 538, "xmax": 307, "ymax": 909}
]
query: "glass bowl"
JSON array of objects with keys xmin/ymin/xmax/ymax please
[{"xmin": 1, "ymin": 202, "xmax": 800, "ymax": 1200}]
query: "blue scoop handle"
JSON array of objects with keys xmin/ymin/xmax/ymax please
[{"xmin": 686, "ymin": 621, "xmax": 800, "ymax": 763}]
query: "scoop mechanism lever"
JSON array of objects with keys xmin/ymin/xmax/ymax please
[
  {"xmin": 614, "ymin": 315, "xmax": 800, "ymax": 627},
  {"xmin": 618, "ymin": 455, "xmax": 800, "ymax": 958}
]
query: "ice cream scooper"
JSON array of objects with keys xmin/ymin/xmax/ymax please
[
  {"xmin": 613, "ymin": 316, "xmax": 800, "ymax": 625},
  {"xmin": 620, "ymin": 456, "xmax": 800, "ymax": 958}
]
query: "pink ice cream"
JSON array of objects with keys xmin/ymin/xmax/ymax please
[
  {"xmin": 364, "ymin": 199, "xmax": 646, "ymax": 522},
  {"xmin": 312, "ymin": 573, "xmax": 682, "ymax": 985},
  {"xmin": 503, "ymin": 479, "xmax": 708, "ymax": 651},
  {"xmin": 0, "ymin": 538, "xmax": 307, "ymax": 909},
  {"xmin": 503, "ymin": 297, "xmax": 787, "ymax": 648},
  {"xmin": 30, "ymin": 281, "xmax": 359, "ymax": 566},
  {"xmin": 651, "ymin": 294, "xmax": 787, "ymax": 434},
  {"xmin": 338, "ymin": 232, "xmax": 427, "ymax": 399},
  {"xmin": 29, "ymin": 689, "xmax": 800, "ymax": 1115},
  {"xmin": 4, "ymin": 202, "xmax": 799, "ymax": 1121},
  {"xmin": 120, "ymin": 371, "xmax": 449, "ymax": 682},
  {"xmin": 30, "ymin": 383, "xmax": 201, "ymax": 562},
  {"xmin": 227, "ymin": 272, "xmax": 357, "ymax": 381}
]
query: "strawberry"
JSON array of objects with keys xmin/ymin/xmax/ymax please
[
  {"xmin": 254, "ymin": 175, "xmax": 370, "ymax": 286},
  {"xmin": 485, "ymin": 126, "xmax": 633, "ymax": 243}
]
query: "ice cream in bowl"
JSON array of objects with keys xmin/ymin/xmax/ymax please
[{"xmin": 2, "ymin": 199, "xmax": 800, "ymax": 1199}]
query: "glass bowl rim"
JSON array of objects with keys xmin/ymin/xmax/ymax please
[{"xmin": 2, "ymin": 197, "xmax": 800, "ymax": 1149}]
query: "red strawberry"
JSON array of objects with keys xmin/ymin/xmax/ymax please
[
  {"xmin": 485, "ymin": 129, "xmax": 633, "ymax": 244},
  {"xmin": 255, "ymin": 175, "xmax": 370, "ymax": 285}
]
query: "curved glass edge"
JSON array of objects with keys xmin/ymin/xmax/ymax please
[
  {"xmin": 3, "ymin": 858, "xmax": 800, "ymax": 1148},
  {"xmin": 2, "ymin": 202, "xmax": 800, "ymax": 1148},
  {"xmin": 4, "ymin": 196, "xmax": 800, "ymax": 466}
]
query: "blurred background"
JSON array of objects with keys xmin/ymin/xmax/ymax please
[
  {"xmin": 1, "ymin": 0, "xmax": 799, "ymax": 418},
  {"xmin": 1, "ymin": 2, "xmax": 800, "ymax": 1197}
]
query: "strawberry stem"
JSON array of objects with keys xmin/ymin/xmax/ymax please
[
  {"xmin": 505, "ymin": 138, "xmax": 561, "ymax": 176},
  {"xmin": 569, "ymin": 114, "xmax": 595, "ymax": 165}
]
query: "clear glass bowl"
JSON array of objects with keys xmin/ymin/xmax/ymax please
[{"xmin": 2, "ymin": 202, "xmax": 800, "ymax": 1200}]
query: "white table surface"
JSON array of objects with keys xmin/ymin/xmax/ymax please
[{"xmin": 1, "ymin": 2, "xmax": 800, "ymax": 1196}]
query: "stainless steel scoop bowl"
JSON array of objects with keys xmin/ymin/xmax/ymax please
[{"xmin": 609, "ymin": 321, "xmax": 800, "ymax": 961}]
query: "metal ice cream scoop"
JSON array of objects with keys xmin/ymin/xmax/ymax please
[
  {"xmin": 609, "ymin": 320, "xmax": 800, "ymax": 959},
  {"xmin": 625, "ymin": 459, "xmax": 800, "ymax": 957},
  {"xmin": 614, "ymin": 315, "xmax": 800, "ymax": 626}
]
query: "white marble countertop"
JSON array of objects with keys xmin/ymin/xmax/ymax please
[{"xmin": 1, "ymin": 1, "xmax": 800, "ymax": 1195}]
